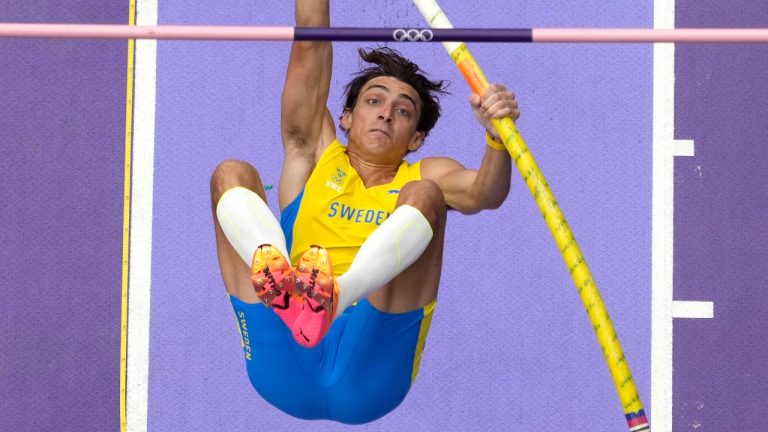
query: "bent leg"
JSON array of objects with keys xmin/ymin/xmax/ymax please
[
  {"xmin": 366, "ymin": 180, "xmax": 446, "ymax": 313},
  {"xmin": 210, "ymin": 159, "xmax": 285, "ymax": 303},
  {"xmin": 336, "ymin": 179, "xmax": 446, "ymax": 315}
]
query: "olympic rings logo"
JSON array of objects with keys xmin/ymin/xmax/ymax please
[{"xmin": 392, "ymin": 28, "xmax": 434, "ymax": 42}]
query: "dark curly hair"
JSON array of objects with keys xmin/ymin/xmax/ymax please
[{"xmin": 340, "ymin": 47, "xmax": 449, "ymax": 145}]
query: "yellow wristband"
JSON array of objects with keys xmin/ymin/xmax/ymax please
[{"xmin": 485, "ymin": 132, "xmax": 506, "ymax": 151}]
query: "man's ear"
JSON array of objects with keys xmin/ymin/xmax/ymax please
[
  {"xmin": 408, "ymin": 131, "xmax": 425, "ymax": 152},
  {"xmin": 341, "ymin": 109, "xmax": 352, "ymax": 131}
]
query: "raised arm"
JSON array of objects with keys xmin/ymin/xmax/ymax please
[
  {"xmin": 279, "ymin": 0, "xmax": 337, "ymax": 208},
  {"xmin": 421, "ymin": 84, "xmax": 519, "ymax": 214}
]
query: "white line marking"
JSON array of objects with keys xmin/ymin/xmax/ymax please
[
  {"xmin": 652, "ymin": 0, "xmax": 675, "ymax": 431},
  {"xmin": 672, "ymin": 301, "xmax": 714, "ymax": 319},
  {"xmin": 673, "ymin": 139, "xmax": 695, "ymax": 157},
  {"xmin": 126, "ymin": 1, "xmax": 157, "ymax": 432}
]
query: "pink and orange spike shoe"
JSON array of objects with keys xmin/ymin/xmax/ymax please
[
  {"xmin": 293, "ymin": 245, "xmax": 340, "ymax": 348},
  {"xmin": 251, "ymin": 244, "xmax": 303, "ymax": 330}
]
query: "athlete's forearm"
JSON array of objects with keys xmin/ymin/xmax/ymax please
[
  {"xmin": 290, "ymin": 0, "xmax": 330, "ymax": 60},
  {"xmin": 296, "ymin": 0, "xmax": 329, "ymax": 27},
  {"xmin": 459, "ymin": 84, "xmax": 516, "ymax": 211},
  {"xmin": 469, "ymin": 143, "xmax": 512, "ymax": 210}
]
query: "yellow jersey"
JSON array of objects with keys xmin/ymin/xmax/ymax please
[{"xmin": 280, "ymin": 139, "xmax": 422, "ymax": 276}]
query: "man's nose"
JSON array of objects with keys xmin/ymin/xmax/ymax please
[{"xmin": 377, "ymin": 109, "xmax": 393, "ymax": 123}]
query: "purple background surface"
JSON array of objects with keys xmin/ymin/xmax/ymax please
[
  {"xmin": 3, "ymin": 0, "xmax": 767, "ymax": 430},
  {"xmin": 0, "ymin": 1, "xmax": 128, "ymax": 431},
  {"xmin": 674, "ymin": 1, "xmax": 768, "ymax": 431}
]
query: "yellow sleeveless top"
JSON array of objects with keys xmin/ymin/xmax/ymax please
[{"xmin": 280, "ymin": 139, "xmax": 422, "ymax": 277}]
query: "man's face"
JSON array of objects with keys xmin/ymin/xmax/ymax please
[{"xmin": 342, "ymin": 76, "xmax": 424, "ymax": 160}]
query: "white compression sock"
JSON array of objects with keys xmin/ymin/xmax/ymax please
[
  {"xmin": 216, "ymin": 186, "xmax": 289, "ymax": 266},
  {"xmin": 335, "ymin": 205, "xmax": 434, "ymax": 316}
]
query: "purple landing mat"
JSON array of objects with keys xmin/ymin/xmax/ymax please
[
  {"xmin": 674, "ymin": 1, "xmax": 768, "ymax": 431},
  {"xmin": 147, "ymin": 1, "xmax": 652, "ymax": 431},
  {"xmin": 0, "ymin": 2, "xmax": 128, "ymax": 431}
]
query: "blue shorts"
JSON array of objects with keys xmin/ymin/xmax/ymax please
[{"xmin": 230, "ymin": 295, "xmax": 436, "ymax": 424}]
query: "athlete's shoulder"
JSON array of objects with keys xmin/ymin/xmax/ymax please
[
  {"xmin": 317, "ymin": 138, "xmax": 347, "ymax": 160},
  {"xmin": 419, "ymin": 157, "xmax": 465, "ymax": 181}
]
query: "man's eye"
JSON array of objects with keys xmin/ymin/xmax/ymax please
[
  {"xmin": 367, "ymin": 98, "xmax": 379, "ymax": 105},
  {"xmin": 398, "ymin": 108, "xmax": 411, "ymax": 117}
]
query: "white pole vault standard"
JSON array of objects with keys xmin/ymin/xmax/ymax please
[
  {"xmin": 411, "ymin": 0, "xmax": 651, "ymax": 431},
  {"xmin": 1, "ymin": 23, "xmax": 768, "ymax": 42}
]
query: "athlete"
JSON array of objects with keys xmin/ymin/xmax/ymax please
[{"xmin": 209, "ymin": 0, "xmax": 520, "ymax": 424}]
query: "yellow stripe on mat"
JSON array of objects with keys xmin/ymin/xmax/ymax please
[{"xmin": 120, "ymin": 1, "xmax": 137, "ymax": 430}]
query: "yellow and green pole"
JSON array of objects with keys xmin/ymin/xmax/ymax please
[{"xmin": 412, "ymin": 1, "xmax": 650, "ymax": 430}]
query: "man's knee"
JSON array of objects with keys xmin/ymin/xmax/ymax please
[
  {"xmin": 396, "ymin": 180, "xmax": 446, "ymax": 228},
  {"xmin": 210, "ymin": 159, "xmax": 264, "ymax": 205}
]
